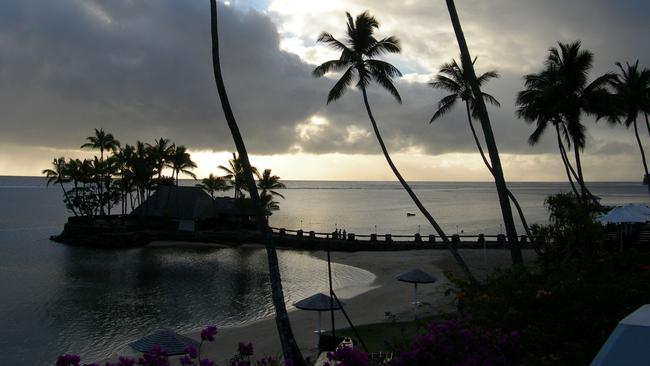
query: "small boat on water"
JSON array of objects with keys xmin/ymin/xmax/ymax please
[{"xmin": 406, "ymin": 213, "xmax": 416, "ymax": 217}]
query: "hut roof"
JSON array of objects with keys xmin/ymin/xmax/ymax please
[
  {"xmin": 294, "ymin": 293, "xmax": 344, "ymax": 311},
  {"xmin": 131, "ymin": 186, "xmax": 253, "ymax": 220},
  {"xmin": 396, "ymin": 269, "xmax": 437, "ymax": 284},
  {"xmin": 128, "ymin": 329, "xmax": 199, "ymax": 355}
]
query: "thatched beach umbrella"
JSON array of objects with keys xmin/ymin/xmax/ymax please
[
  {"xmin": 294, "ymin": 293, "xmax": 344, "ymax": 348},
  {"xmin": 396, "ymin": 269, "xmax": 437, "ymax": 319},
  {"xmin": 128, "ymin": 329, "xmax": 199, "ymax": 356}
]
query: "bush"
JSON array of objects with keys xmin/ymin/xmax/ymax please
[
  {"xmin": 390, "ymin": 317, "xmax": 522, "ymax": 366},
  {"xmin": 452, "ymin": 251, "xmax": 650, "ymax": 365}
]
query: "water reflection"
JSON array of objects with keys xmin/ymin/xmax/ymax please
[{"xmin": 26, "ymin": 246, "xmax": 373, "ymax": 364}]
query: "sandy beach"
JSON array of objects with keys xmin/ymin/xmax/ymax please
[{"xmin": 184, "ymin": 247, "xmax": 535, "ymax": 364}]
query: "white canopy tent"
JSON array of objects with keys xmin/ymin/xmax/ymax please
[{"xmin": 592, "ymin": 304, "xmax": 650, "ymax": 366}]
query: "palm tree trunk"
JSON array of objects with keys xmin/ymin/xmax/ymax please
[
  {"xmin": 59, "ymin": 182, "xmax": 78, "ymax": 216},
  {"xmin": 362, "ymin": 87, "xmax": 474, "ymax": 279},
  {"xmin": 464, "ymin": 102, "xmax": 533, "ymax": 242},
  {"xmin": 645, "ymin": 113, "xmax": 650, "ymax": 139},
  {"xmin": 555, "ymin": 124, "xmax": 580, "ymax": 197},
  {"xmin": 632, "ymin": 119, "xmax": 650, "ymax": 196},
  {"xmin": 572, "ymin": 137, "xmax": 588, "ymax": 202},
  {"xmin": 209, "ymin": 2, "xmax": 305, "ymax": 364},
  {"xmin": 445, "ymin": 0, "xmax": 523, "ymax": 265}
]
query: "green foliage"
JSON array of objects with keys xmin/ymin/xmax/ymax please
[
  {"xmin": 530, "ymin": 192, "xmax": 603, "ymax": 260},
  {"xmin": 452, "ymin": 252, "xmax": 650, "ymax": 365}
]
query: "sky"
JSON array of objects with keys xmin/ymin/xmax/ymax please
[{"xmin": 0, "ymin": 0, "xmax": 648, "ymax": 181}]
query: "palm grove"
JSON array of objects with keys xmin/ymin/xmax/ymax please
[
  {"xmin": 44, "ymin": 2, "xmax": 650, "ymax": 364},
  {"xmin": 43, "ymin": 129, "xmax": 286, "ymax": 218}
]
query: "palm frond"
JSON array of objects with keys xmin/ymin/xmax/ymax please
[
  {"xmin": 430, "ymin": 94, "xmax": 458, "ymax": 123},
  {"xmin": 327, "ymin": 66, "xmax": 355, "ymax": 104}
]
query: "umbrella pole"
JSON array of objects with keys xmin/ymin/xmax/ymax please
[
  {"xmin": 413, "ymin": 283, "xmax": 418, "ymax": 319},
  {"xmin": 317, "ymin": 311, "xmax": 322, "ymax": 350}
]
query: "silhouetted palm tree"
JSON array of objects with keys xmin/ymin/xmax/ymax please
[
  {"xmin": 168, "ymin": 145, "xmax": 197, "ymax": 186},
  {"xmin": 147, "ymin": 138, "xmax": 175, "ymax": 180},
  {"xmin": 444, "ymin": 0, "xmax": 523, "ymax": 264},
  {"xmin": 430, "ymin": 58, "xmax": 533, "ymax": 241},
  {"xmin": 198, "ymin": 174, "xmax": 230, "ymax": 199},
  {"xmin": 80, "ymin": 128, "xmax": 120, "ymax": 215},
  {"xmin": 209, "ymin": 2, "xmax": 305, "ymax": 364},
  {"xmin": 219, "ymin": 152, "xmax": 257, "ymax": 199},
  {"xmin": 80, "ymin": 128, "xmax": 121, "ymax": 162},
  {"xmin": 517, "ymin": 41, "xmax": 615, "ymax": 203},
  {"xmin": 43, "ymin": 157, "xmax": 78, "ymax": 216},
  {"xmin": 610, "ymin": 60, "xmax": 650, "ymax": 192},
  {"xmin": 314, "ymin": 11, "xmax": 473, "ymax": 277},
  {"xmin": 256, "ymin": 169, "xmax": 286, "ymax": 199}
]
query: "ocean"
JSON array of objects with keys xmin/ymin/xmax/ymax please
[{"xmin": 0, "ymin": 176, "xmax": 647, "ymax": 365}]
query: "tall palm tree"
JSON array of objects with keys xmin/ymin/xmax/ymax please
[
  {"xmin": 610, "ymin": 60, "xmax": 650, "ymax": 193},
  {"xmin": 209, "ymin": 2, "xmax": 305, "ymax": 364},
  {"xmin": 198, "ymin": 173, "xmax": 230, "ymax": 198},
  {"xmin": 517, "ymin": 41, "xmax": 615, "ymax": 203},
  {"xmin": 444, "ymin": 0, "xmax": 522, "ymax": 264},
  {"xmin": 43, "ymin": 157, "xmax": 78, "ymax": 216},
  {"xmin": 313, "ymin": 11, "xmax": 474, "ymax": 277},
  {"xmin": 256, "ymin": 169, "xmax": 286, "ymax": 199},
  {"xmin": 167, "ymin": 145, "xmax": 197, "ymax": 186},
  {"xmin": 430, "ymin": 58, "xmax": 533, "ymax": 241}
]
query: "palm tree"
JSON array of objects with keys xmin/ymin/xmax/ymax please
[
  {"xmin": 429, "ymin": 58, "xmax": 533, "ymax": 242},
  {"xmin": 198, "ymin": 174, "xmax": 230, "ymax": 198},
  {"xmin": 43, "ymin": 157, "xmax": 78, "ymax": 216},
  {"xmin": 517, "ymin": 41, "xmax": 615, "ymax": 203},
  {"xmin": 610, "ymin": 60, "xmax": 650, "ymax": 193},
  {"xmin": 80, "ymin": 128, "xmax": 121, "ymax": 215},
  {"xmin": 313, "ymin": 11, "xmax": 474, "ymax": 277},
  {"xmin": 80, "ymin": 128, "xmax": 121, "ymax": 162},
  {"xmin": 147, "ymin": 138, "xmax": 176, "ymax": 180},
  {"xmin": 219, "ymin": 152, "xmax": 257, "ymax": 198},
  {"xmin": 444, "ymin": 0, "xmax": 523, "ymax": 264},
  {"xmin": 209, "ymin": 2, "xmax": 305, "ymax": 364},
  {"xmin": 256, "ymin": 169, "xmax": 286, "ymax": 199},
  {"xmin": 167, "ymin": 145, "xmax": 197, "ymax": 186}
]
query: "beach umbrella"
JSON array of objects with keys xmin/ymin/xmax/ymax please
[
  {"xmin": 294, "ymin": 293, "xmax": 344, "ymax": 348},
  {"xmin": 621, "ymin": 204, "xmax": 650, "ymax": 217},
  {"xmin": 129, "ymin": 329, "xmax": 199, "ymax": 356},
  {"xmin": 592, "ymin": 304, "xmax": 650, "ymax": 365},
  {"xmin": 396, "ymin": 269, "xmax": 437, "ymax": 319}
]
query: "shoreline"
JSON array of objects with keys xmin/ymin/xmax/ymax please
[{"xmin": 174, "ymin": 246, "xmax": 534, "ymax": 363}]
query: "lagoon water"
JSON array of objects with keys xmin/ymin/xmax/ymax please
[{"xmin": 0, "ymin": 176, "xmax": 647, "ymax": 365}]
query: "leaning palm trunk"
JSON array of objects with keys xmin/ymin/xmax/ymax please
[
  {"xmin": 555, "ymin": 124, "xmax": 581, "ymax": 197},
  {"xmin": 571, "ymin": 136, "xmax": 589, "ymax": 202},
  {"xmin": 361, "ymin": 87, "xmax": 475, "ymax": 279},
  {"xmin": 209, "ymin": 2, "xmax": 305, "ymax": 364},
  {"xmin": 59, "ymin": 182, "xmax": 78, "ymax": 216},
  {"xmin": 463, "ymin": 102, "xmax": 534, "ymax": 246},
  {"xmin": 632, "ymin": 119, "xmax": 650, "ymax": 196},
  {"xmin": 645, "ymin": 113, "xmax": 650, "ymax": 139},
  {"xmin": 445, "ymin": 0, "xmax": 523, "ymax": 265}
]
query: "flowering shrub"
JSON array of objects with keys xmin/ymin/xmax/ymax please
[
  {"xmin": 55, "ymin": 326, "xmax": 288, "ymax": 366},
  {"xmin": 324, "ymin": 347, "xmax": 368, "ymax": 366},
  {"xmin": 390, "ymin": 318, "xmax": 522, "ymax": 366}
]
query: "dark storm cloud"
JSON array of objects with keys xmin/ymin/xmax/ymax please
[{"xmin": 0, "ymin": 0, "xmax": 646, "ymax": 158}]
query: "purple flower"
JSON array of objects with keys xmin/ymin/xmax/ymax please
[
  {"xmin": 179, "ymin": 355, "xmax": 194, "ymax": 366},
  {"xmin": 199, "ymin": 359, "xmax": 215, "ymax": 366},
  {"xmin": 117, "ymin": 357, "xmax": 135, "ymax": 366},
  {"xmin": 238, "ymin": 342, "xmax": 254, "ymax": 357},
  {"xmin": 184, "ymin": 345, "xmax": 198, "ymax": 359},
  {"xmin": 200, "ymin": 326, "xmax": 218, "ymax": 342},
  {"xmin": 137, "ymin": 346, "xmax": 169, "ymax": 366},
  {"xmin": 57, "ymin": 354, "xmax": 81, "ymax": 366}
]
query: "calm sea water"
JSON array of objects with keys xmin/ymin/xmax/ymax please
[{"xmin": 0, "ymin": 176, "xmax": 647, "ymax": 365}]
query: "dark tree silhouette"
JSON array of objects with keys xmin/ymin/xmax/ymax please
[
  {"xmin": 313, "ymin": 11, "xmax": 474, "ymax": 278},
  {"xmin": 209, "ymin": 2, "xmax": 305, "ymax": 364}
]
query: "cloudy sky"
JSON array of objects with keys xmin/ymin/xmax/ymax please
[{"xmin": 0, "ymin": 0, "xmax": 648, "ymax": 181}]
